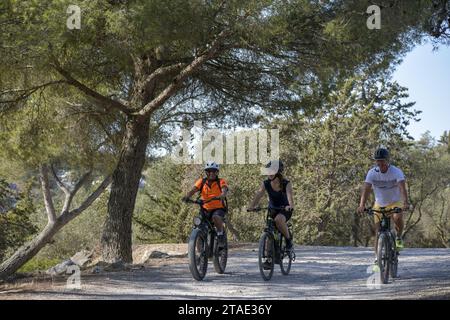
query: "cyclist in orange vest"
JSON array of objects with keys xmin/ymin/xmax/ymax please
[{"xmin": 183, "ymin": 161, "xmax": 228, "ymax": 246}]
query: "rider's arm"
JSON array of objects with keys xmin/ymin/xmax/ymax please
[
  {"xmin": 358, "ymin": 182, "xmax": 372, "ymax": 211},
  {"xmin": 221, "ymin": 186, "xmax": 228, "ymax": 197},
  {"xmin": 286, "ymin": 182, "xmax": 294, "ymax": 210},
  {"xmin": 248, "ymin": 182, "xmax": 265, "ymax": 209},
  {"xmin": 219, "ymin": 180, "xmax": 228, "ymax": 199},
  {"xmin": 398, "ymin": 180, "xmax": 409, "ymax": 209},
  {"xmin": 184, "ymin": 186, "xmax": 199, "ymax": 199}
]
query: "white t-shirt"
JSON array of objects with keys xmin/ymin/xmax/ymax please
[{"xmin": 365, "ymin": 165, "xmax": 405, "ymax": 206}]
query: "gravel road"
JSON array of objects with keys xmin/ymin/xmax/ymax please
[{"xmin": 1, "ymin": 244, "xmax": 449, "ymax": 300}]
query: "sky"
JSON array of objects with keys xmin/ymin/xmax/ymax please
[{"xmin": 392, "ymin": 42, "xmax": 450, "ymax": 141}]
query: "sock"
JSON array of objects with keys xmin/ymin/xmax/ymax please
[{"xmin": 217, "ymin": 231, "xmax": 223, "ymax": 236}]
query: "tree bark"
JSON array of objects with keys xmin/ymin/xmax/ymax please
[{"xmin": 100, "ymin": 116, "xmax": 150, "ymax": 263}]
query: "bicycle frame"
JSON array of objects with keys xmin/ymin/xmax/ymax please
[
  {"xmin": 366, "ymin": 207, "xmax": 401, "ymax": 283},
  {"xmin": 366, "ymin": 207, "xmax": 401, "ymax": 239},
  {"xmin": 255, "ymin": 206, "xmax": 293, "ymax": 261},
  {"xmin": 187, "ymin": 197, "xmax": 224, "ymax": 257},
  {"xmin": 195, "ymin": 209, "xmax": 217, "ymax": 258}
]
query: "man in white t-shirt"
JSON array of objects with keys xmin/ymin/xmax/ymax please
[{"xmin": 357, "ymin": 148, "xmax": 410, "ymax": 258}]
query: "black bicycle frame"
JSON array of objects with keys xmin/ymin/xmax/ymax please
[
  {"xmin": 367, "ymin": 207, "xmax": 401, "ymax": 250},
  {"xmin": 263, "ymin": 207, "xmax": 288, "ymax": 261},
  {"xmin": 195, "ymin": 209, "xmax": 217, "ymax": 258}
]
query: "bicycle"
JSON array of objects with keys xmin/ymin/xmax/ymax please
[
  {"xmin": 184, "ymin": 197, "xmax": 228, "ymax": 281},
  {"xmin": 365, "ymin": 207, "xmax": 402, "ymax": 284},
  {"xmin": 247, "ymin": 206, "xmax": 295, "ymax": 281}
]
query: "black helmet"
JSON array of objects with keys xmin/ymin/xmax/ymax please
[
  {"xmin": 265, "ymin": 160, "xmax": 284, "ymax": 175},
  {"xmin": 373, "ymin": 148, "xmax": 390, "ymax": 160}
]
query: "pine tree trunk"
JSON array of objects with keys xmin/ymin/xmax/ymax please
[{"xmin": 100, "ymin": 116, "xmax": 150, "ymax": 263}]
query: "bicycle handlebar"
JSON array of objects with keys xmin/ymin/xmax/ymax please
[
  {"xmin": 183, "ymin": 196, "xmax": 222, "ymax": 205},
  {"xmin": 364, "ymin": 207, "xmax": 402, "ymax": 215},
  {"xmin": 247, "ymin": 206, "xmax": 292, "ymax": 212}
]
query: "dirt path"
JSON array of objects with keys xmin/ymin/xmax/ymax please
[{"xmin": 1, "ymin": 244, "xmax": 449, "ymax": 300}]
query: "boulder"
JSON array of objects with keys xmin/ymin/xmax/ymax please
[
  {"xmin": 148, "ymin": 251, "xmax": 170, "ymax": 259},
  {"xmin": 70, "ymin": 250, "xmax": 93, "ymax": 268},
  {"xmin": 46, "ymin": 259, "xmax": 75, "ymax": 276}
]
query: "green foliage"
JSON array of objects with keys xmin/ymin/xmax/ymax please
[
  {"xmin": 401, "ymin": 133, "xmax": 450, "ymax": 247},
  {"xmin": 17, "ymin": 257, "xmax": 61, "ymax": 273},
  {"xmin": 266, "ymin": 76, "xmax": 417, "ymax": 245},
  {"xmin": 1, "ymin": 1, "xmax": 450, "ymax": 263},
  {"xmin": 133, "ymin": 159, "xmax": 193, "ymax": 243},
  {"xmin": 0, "ymin": 178, "xmax": 37, "ymax": 262}
]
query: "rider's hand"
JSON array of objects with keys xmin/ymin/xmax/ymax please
[
  {"xmin": 357, "ymin": 206, "xmax": 366, "ymax": 214},
  {"xmin": 285, "ymin": 206, "xmax": 294, "ymax": 212}
]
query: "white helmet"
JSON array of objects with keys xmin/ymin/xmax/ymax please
[{"xmin": 204, "ymin": 161, "xmax": 219, "ymax": 171}]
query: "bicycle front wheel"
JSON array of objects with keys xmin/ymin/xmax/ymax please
[
  {"xmin": 280, "ymin": 234, "xmax": 292, "ymax": 275},
  {"xmin": 258, "ymin": 232, "xmax": 275, "ymax": 281},
  {"xmin": 377, "ymin": 233, "xmax": 390, "ymax": 284},
  {"xmin": 188, "ymin": 228, "xmax": 208, "ymax": 281}
]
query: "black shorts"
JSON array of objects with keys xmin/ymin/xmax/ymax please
[
  {"xmin": 202, "ymin": 208, "xmax": 226, "ymax": 220},
  {"xmin": 269, "ymin": 208, "xmax": 292, "ymax": 222}
]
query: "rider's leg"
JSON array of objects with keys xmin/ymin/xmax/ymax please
[
  {"xmin": 392, "ymin": 213, "xmax": 404, "ymax": 238},
  {"xmin": 373, "ymin": 221, "xmax": 380, "ymax": 256},
  {"xmin": 212, "ymin": 215, "xmax": 224, "ymax": 234},
  {"xmin": 212, "ymin": 209, "xmax": 225, "ymax": 233},
  {"xmin": 274, "ymin": 214, "xmax": 290, "ymax": 240},
  {"xmin": 212, "ymin": 210, "xmax": 226, "ymax": 246},
  {"xmin": 393, "ymin": 212, "xmax": 405, "ymax": 250}
]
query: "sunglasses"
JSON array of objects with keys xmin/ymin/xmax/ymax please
[{"xmin": 205, "ymin": 169, "xmax": 218, "ymax": 173}]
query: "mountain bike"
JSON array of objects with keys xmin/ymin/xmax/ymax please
[
  {"xmin": 365, "ymin": 207, "xmax": 402, "ymax": 284},
  {"xmin": 184, "ymin": 197, "xmax": 228, "ymax": 281},
  {"xmin": 247, "ymin": 206, "xmax": 295, "ymax": 281}
]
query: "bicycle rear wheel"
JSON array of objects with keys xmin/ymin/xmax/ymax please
[
  {"xmin": 391, "ymin": 254, "xmax": 398, "ymax": 278},
  {"xmin": 258, "ymin": 232, "xmax": 275, "ymax": 281},
  {"xmin": 188, "ymin": 228, "xmax": 208, "ymax": 281},
  {"xmin": 377, "ymin": 233, "xmax": 390, "ymax": 284},
  {"xmin": 213, "ymin": 231, "xmax": 228, "ymax": 274}
]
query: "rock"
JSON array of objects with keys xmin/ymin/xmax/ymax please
[
  {"xmin": 97, "ymin": 261, "xmax": 131, "ymax": 272},
  {"xmin": 70, "ymin": 250, "xmax": 93, "ymax": 268},
  {"xmin": 132, "ymin": 244, "xmax": 188, "ymax": 263},
  {"xmin": 91, "ymin": 266, "xmax": 102, "ymax": 274},
  {"xmin": 140, "ymin": 250, "xmax": 188, "ymax": 264},
  {"xmin": 46, "ymin": 259, "xmax": 75, "ymax": 276},
  {"xmin": 89, "ymin": 261, "xmax": 110, "ymax": 274},
  {"xmin": 149, "ymin": 251, "xmax": 170, "ymax": 259}
]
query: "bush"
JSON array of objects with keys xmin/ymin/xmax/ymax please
[{"xmin": 17, "ymin": 257, "xmax": 62, "ymax": 273}]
